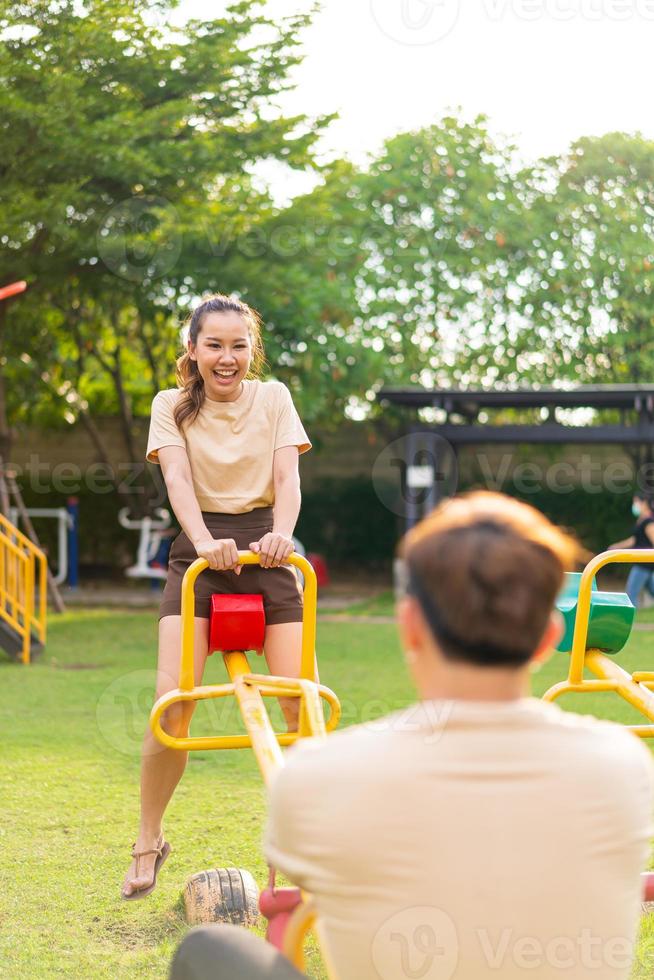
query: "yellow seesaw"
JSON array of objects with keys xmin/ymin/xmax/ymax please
[
  {"xmin": 149, "ymin": 551, "xmax": 341, "ymax": 972},
  {"xmin": 544, "ymin": 549, "xmax": 654, "ymax": 738}
]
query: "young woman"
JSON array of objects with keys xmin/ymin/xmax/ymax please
[
  {"xmin": 608, "ymin": 492, "xmax": 654, "ymax": 607},
  {"xmin": 121, "ymin": 294, "xmax": 311, "ymax": 900}
]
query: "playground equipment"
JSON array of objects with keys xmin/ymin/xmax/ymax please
[
  {"xmin": 546, "ymin": 550, "xmax": 654, "ymax": 903},
  {"xmin": 546, "ymin": 550, "xmax": 654, "ymax": 737},
  {"xmin": 8, "ymin": 505, "xmax": 76, "ymax": 586},
  {"xmin": 0, "ymin": 279, "xmax": 52, "ymax": 659},
  {"xmin": 118, "ymin": 507, "xmax": 171, "ymax": 579},
  {"xmin": 0, "ymin": 512, "xmax": 47, "ymax": 663},
  {"xmin": 150, "ymin": 552, "xmax": 340, "ymax": 970},
  {"xmin": 0, "ymin": 280, "xmax": 26, "ymax": 302}
]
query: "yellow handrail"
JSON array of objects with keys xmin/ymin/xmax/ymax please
[
  {"xmin": 179, "ymin": 552, "xmax": 317, "ymax": 691},
  {"xmin": 0, "ymin": 514, "xmax": 47, "ymax": 663},
  {"xmin": 150, "ymin": 552, "xmax": 340, "ymax": 754}
]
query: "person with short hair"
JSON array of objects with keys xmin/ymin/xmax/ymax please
[
  {"xmin": 609, "ymin": 492, "xmax": 654, "ymax": 607},
  {"xmin": 172, "ymin": 492, "xmax": 654, "ymax": 980}
]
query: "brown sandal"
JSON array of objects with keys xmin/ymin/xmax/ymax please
[{"xmin": 121, "ymin": 836, "xmax": 171, "ymax": 901}]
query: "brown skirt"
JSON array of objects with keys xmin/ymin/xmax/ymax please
[{"xmin": 160, "ymin": 508, "xmax": 303, "ymax": 624}]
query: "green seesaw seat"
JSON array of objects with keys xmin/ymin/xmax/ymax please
[{"xmin": 555, "ymin": 572, "xmax": 635, "ymax": 655}]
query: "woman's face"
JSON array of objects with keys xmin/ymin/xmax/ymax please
[
  {"xmin": 189, "ymin": 311, "xmax": 253, "ymax": 402},
  {"xmin": 633, "ymin": 496, "xmax": 649, "ymax": 517}
]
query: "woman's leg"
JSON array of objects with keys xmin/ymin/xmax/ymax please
[
  {"xmin": 122, "ymin": 615, "xmax": 209, "ymax": 896},
  {"xmin": 263, "ymin": 622, "xmax": 319, "ymax": 732},
  {"xmin": 626, "ymin": 565, "xmax": 650, "ymax": 607}
]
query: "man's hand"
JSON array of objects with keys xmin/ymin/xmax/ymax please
[
  {"xmin": 249, "ymin": 532, "xmax": 294, "ymax": 569},
  {"xmin": 194, "ymin": 536, "xmax": 242, "ymax": 575}
]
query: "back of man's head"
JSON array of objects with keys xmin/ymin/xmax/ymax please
[{"xmin": 399, "ymin": 492, "xmax": 579, "ymax": 668}]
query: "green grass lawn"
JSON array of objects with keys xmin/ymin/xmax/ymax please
[{"xmin": 1, "ymin": 608, "xmax": 654, "ymax": 978}]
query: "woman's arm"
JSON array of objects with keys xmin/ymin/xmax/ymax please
[
  {"xmin": 645, "ymin": 525, "xmax": 654, "ymax": 547},
  {"xmin": 272, "ymin": 446, "xmax": 301, "ymax": 537},
  {"xmin": 158, "ymin": 445, "xmax": 241, "ymax": 572},
  {"xmin": 607, "ymin": 535, "xmax": 636, "ymax": 550},
  {"xmin": 250, "ymin": 446, "xmax": 301, "ymax": 568}
]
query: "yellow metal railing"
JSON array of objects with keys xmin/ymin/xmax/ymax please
[
  {"xmin": 543, "ymin": 549, "xmax": 654, "ymax": 736},
  {"xmin": 151, "ymin": 552, "xmax": 340, "ymax": 756},
  {"xmin": 0, "ymin": 513, "xmax": 47, "ymax": 664}
]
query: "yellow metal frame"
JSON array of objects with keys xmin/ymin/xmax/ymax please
[
  {"xmin": 0, "ymin": 513, "xmax": 47, "ymax": 664},
  {"xmin": 543, "ymin": 549, "xmax": 654, "ymax": 737},
  {"xmin": 150, "ymin": 550, "xmax": 340, "ymax": 972},
  {"xmin": 150, "ymin": 552, "xmax": 340, "ymax": 762}
]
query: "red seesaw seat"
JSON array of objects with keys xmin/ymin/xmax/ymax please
[
  {"xmin": 259, "ymin": 873, "xmax": 303, "ymax": 950},
  {"xmin": 209, "ymin": 594, "xmax": 266, "ymax": 655}
]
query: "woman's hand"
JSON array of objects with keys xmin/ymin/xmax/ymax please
[
  {"xmin": 194, "ymin": 536, "xmax": 242, "ymax": 575},
  {"xmin": 249, "ymin": 532, "xmax": 295, "ymax": 569}
]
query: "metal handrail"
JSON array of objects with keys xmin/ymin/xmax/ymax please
[
  {"xmin": 0, "ymin": 515, "xmax": 47, "ymax": 662},
  {"xmin": 179, "ymin": 552, "xmax": 317, "ymax": 690}
]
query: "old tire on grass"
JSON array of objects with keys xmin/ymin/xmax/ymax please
[{"xmin": 184, "ymin": 867, "xmax": 260, "ymax": 926}]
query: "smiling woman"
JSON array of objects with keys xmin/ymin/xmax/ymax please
[
  {"xmin": 121, "ymin": 293, "xmax": 312, "ymax": 901},
  {"xmin": 174, "ymin": 295, "xmax": 267, "ymax": 423}
]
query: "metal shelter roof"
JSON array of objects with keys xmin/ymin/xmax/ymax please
[{"xmin": 377, "ymin": 385, "xmax": 654, "ymax": 444}]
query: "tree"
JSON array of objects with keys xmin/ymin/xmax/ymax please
[
  {"xmin": 202, "ymin": 159, "xmax": 379, "ymax": 427},
  {"xmin": 352, "ymin": 114, "xmax": 526, "ymax": 395},
  {"xmin": 0, "ymin": 0, "xmax": 329, "ymax": 508},
  {"xmin": 505, "ymin": 133, "xmax": 654, "ymax": 386}
]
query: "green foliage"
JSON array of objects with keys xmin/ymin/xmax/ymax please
[
  {"xmin": 495, "ymin": 482, "xmax": 631, "ymax": 558},
  {"xmin": 352, "ymin": 115, "xmax": 524, "ymax": 390},
  {"xmin": 4, "ymin": 7, "xmax": 654, "ymax": 505},
  {"xmin": 0, "ymin": 0, "xmax": 327, "ymax": 483},
  {"xmin": 465, "ymin": 131, "xmax": 654, "ymax": 386},
  {"xmin": 296, "ymin": 477, "xmax": 400, "ymax": 569},
  {"xmin": 211, "ymin": 159, "xmax": 380, "ymax": 425}
]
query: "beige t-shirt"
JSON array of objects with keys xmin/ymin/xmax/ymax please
[
  {"xmin": 266, "ymin": 698, "xmax": 654, "ymax": 980},
  {"xmin": 146, "ymin": 381, "xmax": 311, "ymax": 513}
]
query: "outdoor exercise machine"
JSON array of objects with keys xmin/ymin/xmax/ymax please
[
  {"xmin": 8, "ymin": 502, "xmax": 78, "ymax": 586},
  {"xmin": 118, "ymin": 507, "xmax": 171, "ymax": 580},
  {"xmin": 150, "ymin": 552, "xmax": 341, "ymax": 970},
  {"xmin": 546, "ymin": 549, "xmax": 654, "ymax": 902}
]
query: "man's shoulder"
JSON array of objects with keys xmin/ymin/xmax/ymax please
[
  {"xmin": 280, "ymin": 699, "xmax": 654, "ymax": 779},
  {"xmin": 489, "ymin": 697, "xmax": 654, "ymax": 771},
  {"xmin": 552, "ymin": 706, "xmax": 654, "ymax": 776},
  {"xmin": 536, "ymin": 697, "xmax": 648, "ymax": 747}
]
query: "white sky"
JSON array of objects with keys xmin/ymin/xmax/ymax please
[{"xmin": 181, "ymin": 0, "xmax": 654, "ymax": 202}]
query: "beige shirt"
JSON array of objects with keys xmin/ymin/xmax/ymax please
[
  {"xmin": 146, "ymin": 381, "xmax": 311, "ymax": 513},
  {"xmin": 265, "ymin": 698, "xmax": 654, "ymax": 980}
]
